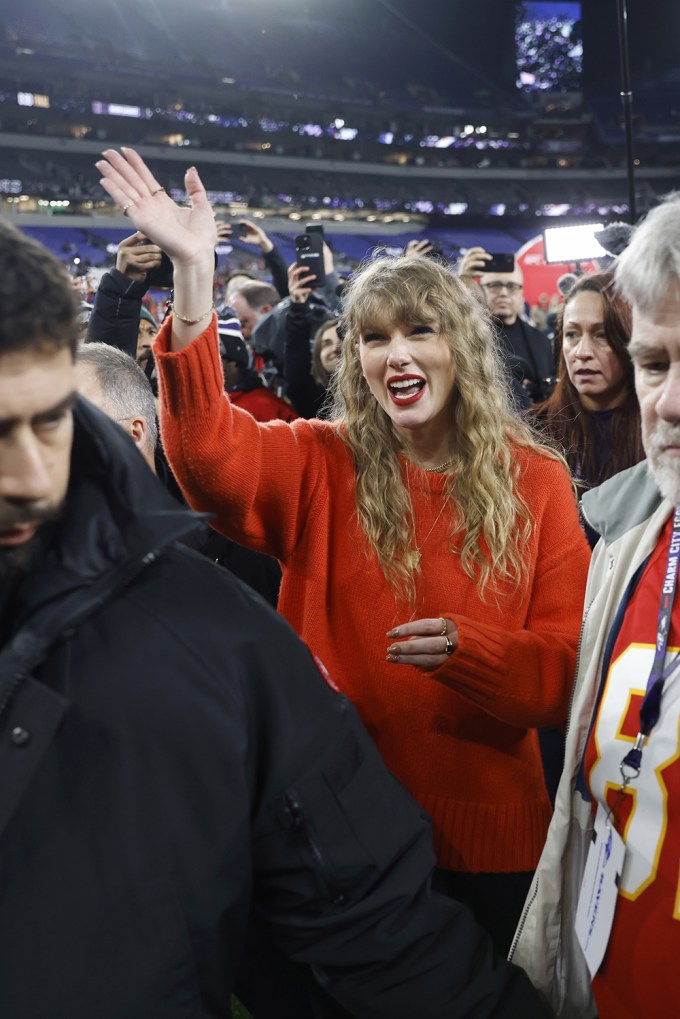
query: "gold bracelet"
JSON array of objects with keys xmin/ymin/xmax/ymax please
[{"xmin": 170, "ymin": 303, "xmax": 214, "ymax": 326}]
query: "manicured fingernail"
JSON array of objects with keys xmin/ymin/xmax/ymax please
[
  {"xmin": 387, "ymin": 628, "xmax": 398, "ymax": 638},
  {"xmin": 386, "ymin": 646, "xmax": 398, "ymax": 656},
  {"xmin": 386, "ymin": 654, "xmax": 398, "ymax": 662}
]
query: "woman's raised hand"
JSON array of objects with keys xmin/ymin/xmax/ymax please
[
  {"xmin": 96, "ymin": 147, "xmax": 217, "ymax": 350},
  {"xmin": 95, "ymin": 147, "xmax": 217, "ymax": 269}
]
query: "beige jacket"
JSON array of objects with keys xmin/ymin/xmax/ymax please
[{"xmin": 510, "ymin": 459, "xmax": 672, "ymax": 1017}]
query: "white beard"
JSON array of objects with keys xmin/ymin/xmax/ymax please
[{"xmin": 645, "ymin": 422, "xmax": 680, "ymax": 506}]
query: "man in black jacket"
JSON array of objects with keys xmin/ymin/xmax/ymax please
[
  {"xmin": 0, "ymin": 219, "xmax": 552, "ymax": 1018},
  {"xmin": 86, "ymin": 229, "xmax": 164, "ymax": 360},
  {"xmin": 457, "ymin": 247, "xmax": 555, "ymax": 409}
]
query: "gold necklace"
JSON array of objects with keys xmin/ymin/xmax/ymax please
[
  {"xmin": 405, "ymin": 466, "xmax": 449, "ymax": 569},
  {"xmin": 424, "ymin": 457, "xmax": 456, "ymax": 474}
]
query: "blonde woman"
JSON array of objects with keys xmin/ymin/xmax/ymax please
[{"xmin": 97, "ymin": 148, "xmax": 590, "ymax": 954}]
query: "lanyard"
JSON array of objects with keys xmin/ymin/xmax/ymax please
[{"xmin": 618, "ymin": 505, "xmax": 680, "ymax": 791}]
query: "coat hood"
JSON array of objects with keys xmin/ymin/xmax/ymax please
[{"xmin": 580, "ymin": 458, "xmax": 665, "ymax": 546}]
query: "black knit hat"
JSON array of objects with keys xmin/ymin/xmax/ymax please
[{"xmin": 217, "ymin": 314, "xmax": 249, "ymax": 367}]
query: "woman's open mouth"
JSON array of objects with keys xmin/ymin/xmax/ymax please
[{"xmin": 387, "ymin": 375, "xmax": 426, "ymax": 404}]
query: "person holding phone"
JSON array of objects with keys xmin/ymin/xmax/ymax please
[
  {"xmin": 85, "ymin": 230, "xmax": 163, "ymax": 360},
  {"xmin": 217, "ymin": 217, "xmax": 290, "ymax": 300},
  {"xmin": 294, "ymin": 231, "xmax": 326, "ymax": 288},
  {"xmin": 458, "ymin": 246, "xmax": 555, "ymax": 409},
  {"xmin": 97, "ymin": 148, "xmax": 590, "ymax": 958},
  {"xmin": 283, "ymin": 256, "xmax": 342, "ymax": 418}
]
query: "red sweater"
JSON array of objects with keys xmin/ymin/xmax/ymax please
[{"xmin": 155, "ymin": 317, "xmax": 591, "ymax": 873}]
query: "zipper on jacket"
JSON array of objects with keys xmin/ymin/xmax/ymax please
[
  {"xmin": 283, "ymin": 791, "xmax": 347, "ymax": 906},
  {"xmin": 563, "ymin": 597, "xmax": 593, "ymax": 748},
  {"xmin": 508, "ymin": 877, "xmax": 538, "ymax": 960}
]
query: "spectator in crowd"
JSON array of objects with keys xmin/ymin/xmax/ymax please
[
  {"xmin": 76, "ymin": 340, "xmax": 158, "ymax": 470},
  {"xmin": 251, "ymin": 242, "xmax": 342, "ymax": 385},
  {"xmin": 86, "ymin": 230, "xmax": 163, "ymax": 360},
  {"xmin": 229, "ymin": 279, "xmax": 281, "ymax": 346},
  {"xmin": 77, "ymin": 339, "xmax": 283, "ymax": 607},
  {"xmin": 102, "ymin": 148, "xmax": 592, "ymax": 956},
  {"xmin": 137, "ymin": 304, "xmax": 158, "ymax": 359},
  {"xmin": 458, "ymin": 247, "xmax": 555, "ymax": 409},
  {"xmin": 218, "ymin": 314, "xmax": 299, "ymax": 423},
  {"xmin": 216, "ymin": 218, "xmax": 290, "ymax": 304},
  {"xmin": 529, "ymin": 291, "xmax": 557, "ymax": 335},
  {"xmin": 312, "ymin": 319, "xmax": 342, "ymax": 386},
  {"xmin": 284, "ymin": 261, "xmax": 342, "ymax": 418},
  {"xmin": 220, "ymin": 268, "xmax": 257, "ymax": 307},
  {"xmin": 532, "ymin": 270, "xmax": 644, "ymax": 546},
  {"xmin": 528, "ymin": 271, "xmax": 644, "ymax": 801},
  {"xmin": 0, "ymin": 213, "xmax": 556, "ymax": 1019},
  {"xmin": 511, "ymin": 190, "xmax": 680, "ymax": 1019}
]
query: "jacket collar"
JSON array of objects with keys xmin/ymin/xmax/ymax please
[
  {"xmin": 7, "ymin": 398, "xmax": 201, "ymax": 637},
  {"xmin": 581, "ymin": 458, "xmax": 667, "ymax": 545}
]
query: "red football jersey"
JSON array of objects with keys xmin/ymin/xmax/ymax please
[{"xmin": 584, "ymin": 512, "xmax": 680, "ymax": 1018}]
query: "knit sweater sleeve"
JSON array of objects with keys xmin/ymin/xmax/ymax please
[
  {"xmin": 433, "ymin": 454, "xmax": 590, "ymax": 729},
  {"xmin": 153, "ymin": 314, "xmax": 332, "ymax": 562}
]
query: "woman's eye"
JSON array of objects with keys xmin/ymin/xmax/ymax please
[{"xmin": 410, "ymin": 325, "xmax": 435, "ymax": 336}]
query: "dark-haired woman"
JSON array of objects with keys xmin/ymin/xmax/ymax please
[
  {"xmin": 532, "ymin": 270, "xmax": 645, "ymax": 801},
  {"xmin": 284, "ymin": 261, "xmax": 341, "ymax": 418},
  {"xmin": 534, "ymin": 270, "xmax": 645, "ymax": 546}
]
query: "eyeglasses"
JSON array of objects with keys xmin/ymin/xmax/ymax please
[{"xmin": 482, "ymin": 282, "xmax": 523, "ymax": 293}]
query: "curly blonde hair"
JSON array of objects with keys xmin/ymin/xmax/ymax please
[{"xmin": 330, "ymin": 253, "xmax": 556, "ymax": 603}]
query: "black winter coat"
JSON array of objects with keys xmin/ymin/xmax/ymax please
[
  {"xmin": 0, "ymin": 401, "xmax": 551, "ymax": 1019},
  {"xmin": 86, "ymin": 266, "xmax": 148, "ymax": 358}
]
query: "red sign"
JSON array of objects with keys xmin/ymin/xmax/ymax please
[{"xmin": 515, "ymin": 235, "xmax": 598, "ymax": 308}]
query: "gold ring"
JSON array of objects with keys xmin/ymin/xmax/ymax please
[
  {"xmin": 439, "ymin": 617, "xmax": 447, "ymax": 635},
  {"xmin": 444, "ymin": 636, "xmax": 454, "ymax": 656},
  {"xmin": 151, "ymin": 187, "xmax": 166, "ymax": 196},
  {"xmin": 122, "ymin": 203, "xmax": 134, "ymax": 215}
]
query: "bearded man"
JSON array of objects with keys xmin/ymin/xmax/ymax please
[{"xmin": 512, "ymin": 193, "xmax": 680, "ymax": 1019}]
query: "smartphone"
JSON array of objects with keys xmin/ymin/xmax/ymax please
[
  {"xmin": 235, "ymin": 221, "xmax": 249, "ymax": 238},
  {"xmin": 305, "ymin": 222, "xmax": 325, "ymax": 239},
  {"xmin": 140, "ymin": 244, "xmax": 218, "ymax": 289},
  {"xmin": 485, "ymin": 253, "xmax": 515, "ymax": 273},
  {"xmin": 295, "ymin": 232, "xmax": 326, "ymax": 287},
  {"xmin": 143, "ymin": 251, "xmax": 175, "ymax": 289}
]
